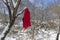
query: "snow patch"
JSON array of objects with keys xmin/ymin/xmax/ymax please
[
  {"xmin": 59, "ymin": 35, "xmax": 60, "ymax": 40},
  {"xmin": 5, "ymin": 37, "xmax": 16, "ymax": 40},
  {"xmin": 0, "ymin": 23, "xmax": 9, "ymax": 39}
]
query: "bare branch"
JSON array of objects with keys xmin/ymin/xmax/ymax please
[
  {"xmin": 2, "ymin": 0, "xmax": 12, "ymax": 22},
  {"xmin": 16, "ymin": 7, "xmax": 27, "ymax": 18},
  {"xmin": 15, "ymin": 0, "xmax": 21, "ymax": 10},
  {"xmin": 6, "ymin": 0, "xmax": 8, "ymax": 4},
  {"xmin": 13, "ymin": 0, "xmax": 21, "ymax": 17},
  {"xmin": 16, "ymin": 10, "xmax": 24, "ymax": 17},
  {"xmin": 1, "ymin": 0, "xmax": 21, "ymax": 40},
  {"xmin": 10, "ymin": 0, "xmax": 14, "ymax": 10}
]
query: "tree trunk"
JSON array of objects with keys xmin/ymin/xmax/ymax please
[
  {"xmin": 1, "ymin": 20, "xmax": 15, "ymax": 40},
  {"xmin": 56, "ymin": 32, "xmax": 59, "ymax": 40}
]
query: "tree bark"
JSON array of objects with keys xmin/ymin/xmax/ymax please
[
  {"xmin": 1, "ymin": 20, "xmax": 15, "ymax": 40},
  {"xmin": 56, "ymin": 26, "xmax": 60, "ymax": 40},
  {"xmin": 56, "ymin": 32, "xmax": 59, "ymax": 40}
]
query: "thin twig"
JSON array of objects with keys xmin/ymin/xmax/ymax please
[{"xmin": 16, "ymin": 7, "xmax": 27, "ymax": 18}]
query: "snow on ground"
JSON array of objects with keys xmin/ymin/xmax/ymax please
[
  {"xmin": 0, "ymin": 23, "xmax": 59, "ymax": 40},
  {"xmin": 59, "ymin": 35, "xmax": 60, "ymax": 40},
  {"xmin": 5, "ymin": 29, "xmax": 59, "ymax": 40},
  {"xmin": 5, "ymin": 37, "xmax": 16, "ymax": 40},
  {"xmin": 35, "ymin": 29, "xmax": 58, "ymax": 40},
  {"xmin": 0, "ymin": 19, "xmax": 60, "ymax": 40},
  {"xmin": 0, "ymin": 28, "xmax": 59, "ymax": 40},
  {"xmin": 0, "ymin": 23, "xmax": 3, "ymax": 27}
]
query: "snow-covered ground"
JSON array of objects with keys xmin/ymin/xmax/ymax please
[
  {"xmin": 0, "ymin": 19, "xmax": 60, "ymax": 40},
  {"xmin": 35, "ymin": 29, "xmax": 58, "ymax": 40},
  {"xmin": 0, "ymin": 28, "xmax": 59, "ymax": 40},
  {"xmin": 5, "ymin": 37, "xmax": 16, "ymax": 40}
]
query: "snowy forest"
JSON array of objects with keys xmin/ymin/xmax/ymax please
[{"xmin": 0, "ymin": 0, "xmax": 60, "ymax": 40}]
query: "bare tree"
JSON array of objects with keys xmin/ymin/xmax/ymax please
[{"xmin": 0, "ymin": 0, "xmax": 26, "ymax": 40}]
